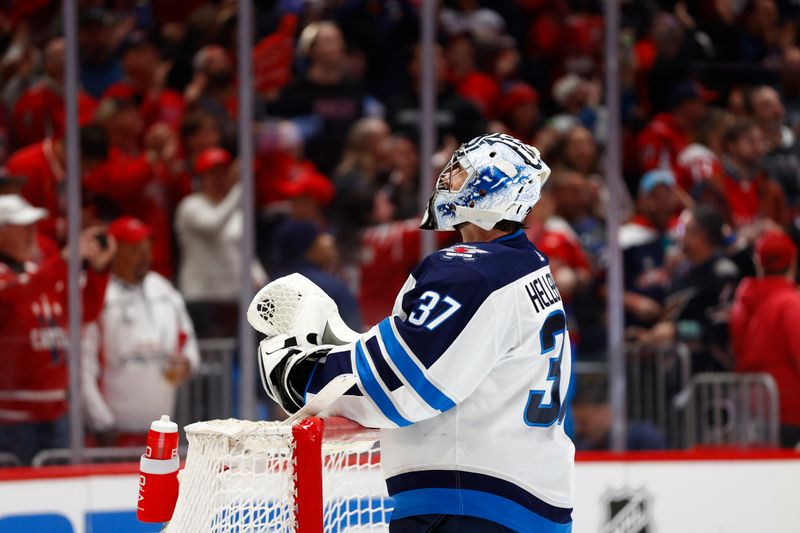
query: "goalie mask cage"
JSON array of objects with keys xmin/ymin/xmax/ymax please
[{"xmin": 164, "ymin": 417, "xmax": 391, "ymax": 533}]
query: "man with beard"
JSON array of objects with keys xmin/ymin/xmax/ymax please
[
  {"xmin": 750, "ymin": 85, "xmax": 800, "ymax": 213},
  {"xmin": 185, "ymin": 45, "xmax": 238, "ymax": 149},
  {"xmin": 718, "ymin": 118, "xmax": 785, "ymax": 229},
  {"xmin": 78, "ymin": 8, "xmax": 124, "ymax": 98},
  {"xmin": 635, "ymin": 206, "xmax": 740, "ymax": 374}
]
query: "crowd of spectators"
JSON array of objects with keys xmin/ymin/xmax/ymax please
[{"xmin": 2, "ymin": 0, "xmax": 800, "ymax": 461}]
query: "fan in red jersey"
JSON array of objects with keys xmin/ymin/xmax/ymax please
[{"xmin": 0, "ymin": 195, "xmax": 114, "ymax": 464}]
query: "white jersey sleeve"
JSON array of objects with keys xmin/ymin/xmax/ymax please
[{"xmin": 306, "ymin": 264, "xmax": 507, "ymax": 428}]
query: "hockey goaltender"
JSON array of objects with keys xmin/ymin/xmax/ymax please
[{"xmin": 256, "ymin": 133, "xmax": 574, "ymax": 533}]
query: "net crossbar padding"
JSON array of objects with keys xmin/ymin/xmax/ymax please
[{"xmin": 164, "ymin": 417, "xmax": 391, "ymax": 532}]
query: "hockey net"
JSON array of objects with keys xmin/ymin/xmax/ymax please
[{"xmin": 164, "ymin": 417, "xmax": 391, "ymax": 533}]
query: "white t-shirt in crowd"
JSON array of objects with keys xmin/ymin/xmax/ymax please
[
  {"xmin": 82, "ymin": 272, "xmax": 200, "ymax": 433},
  {"xmin": 175, "ymin": 184, "xmax": 266, "ymax": 302}
]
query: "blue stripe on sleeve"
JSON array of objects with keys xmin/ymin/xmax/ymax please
[
  {"xmin": 354, "ymin": 341, "xmax": 412, "ymax": 427},
  {"xmin": 303, "ymin": 359, "xmax": 321, "ymax": 403},
  {"xmin": 305, "ymin": 348, "xmax": 362, "ymax": 397},
  {"xmin": 378, "ymin": 318, "xmax": 456, "ymax": 412},
  {"xmin": 365, "ymin": 336, "xmax": 404, "ymax": 391}
]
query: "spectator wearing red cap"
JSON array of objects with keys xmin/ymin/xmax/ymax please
[
  {"xmin": 6, "ymin": 124, "xmax": 109, "ymax": 243},
  {"xmin": 495, "ymin": 82, "xmax": 540, "ymax": 144},
  {"xmin": 83, "ymin": 216, "xmax": 198, "ymax": 446},
  {"xmin": 0, "ymin": 195, "xmax": 113, "ymax": 464},
  {"xmin": 731, "ymin": 229, "xmax": 800, "ymax": 447},
  {"xmin": 175, "ymin": 148, "xmax": 266, "ymax": 335},
  {"xmin": 253, "ymin": 120, "xmax": 336, "ymax": 274},
  {"xmin": 12, "ymin": 38, "xmax": 97, "ymax": 149},
  {"xmin": 255, "ymin": 120, "xmax": 335, "ymax": 218}
]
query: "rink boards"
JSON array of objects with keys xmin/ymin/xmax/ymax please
[{"xmin": 0, "ymin": 450, "xmax": 798, "ymax": 533}]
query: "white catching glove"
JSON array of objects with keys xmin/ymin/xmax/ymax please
[
  {"xmin": 247, "ymin": 273, "xmax": 359, "ymax": 347},
  {"xmin": 249, "ymin": 274, "xmax": 360, "ymax": 414},
  {"xmin": 258, "ymin": 334, "xmax": 335, "ymax": 414}
]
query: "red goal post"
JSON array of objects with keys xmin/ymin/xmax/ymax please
[{"xmin": 165, "ymin": 416, "xmax": 390, "ymax": 532}]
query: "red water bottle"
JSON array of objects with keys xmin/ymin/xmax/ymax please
[{"xmin": 137, "ymin": 415, "xmax": 180, "ymax": 523}]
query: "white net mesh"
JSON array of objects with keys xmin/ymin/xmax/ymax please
[
  {"xmin": 164, "ymin": 418, "xmax": 391, "ymax": 533},
  {"xmin": 319, "ymin": 433, "xmax": 391, "ymax": 532}
]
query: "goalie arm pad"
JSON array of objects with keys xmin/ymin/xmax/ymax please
[{"xmin": 258, "ymin": 336, "xmax": 333, "ymax": 414}]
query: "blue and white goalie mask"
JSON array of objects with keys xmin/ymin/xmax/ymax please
[{"xmin": 420, "ymin": 133, "xmax": 551, "ymax": 232}]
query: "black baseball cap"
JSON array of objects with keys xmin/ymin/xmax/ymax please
[{"xmin": 667, "ymin": 80, "xmax": 717, "ymax": 108}]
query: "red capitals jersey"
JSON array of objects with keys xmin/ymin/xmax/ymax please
[
  {"xmin": 358, "ymin": 220, "xmax": 456, "ymax": 326},
  {"xmin": 636, "ymin": 113, "xmax": 689, "ymax": 175},
  {"xmin": 0, "ymin": 251, "xmax": 108, "ymax": 422}
]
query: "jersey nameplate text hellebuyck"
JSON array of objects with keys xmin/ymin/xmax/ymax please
[{"xmin": 525, "ymin": 271, "xmax": 563, "ymax": 313}]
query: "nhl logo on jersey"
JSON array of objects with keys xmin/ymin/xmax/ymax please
[
  {"xmin": 441, "ymin": 244, "xmax": 491, "ymax": 261},
  {"xmin": 601, "ymin": 487, "xmax": 653, "ymax": 533}
]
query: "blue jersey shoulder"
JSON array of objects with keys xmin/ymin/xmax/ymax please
[
  {"xmin": 396, "ymin": 231, "xmax": 550, "ymax": 368},
  {"xmin": 412, "ymin": 230, "xmax": 549, "ymax": 293}
]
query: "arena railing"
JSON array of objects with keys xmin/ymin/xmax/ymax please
[
  {"xmin": 625, "ymin": 342, "xmax": 692, "ymax": 448},
  {"xmin": 173, "ymin": 337, "xmax": 236, "ymax": 426},
  {"xmin": 673, "ymin": 372, "xmax": 780, "ymax": 448},
  {"xmin": 29, "ymin": 338, "xmax": 236, "ymax": 467},
  {"xmin": 0, "ymin": 453, "xmax": 21, "ymax": 468}
]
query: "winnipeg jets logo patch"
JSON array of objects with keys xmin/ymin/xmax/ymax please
[{"xmin": 441, "ymin": 245, "xmax": 491, "ymax": 261}]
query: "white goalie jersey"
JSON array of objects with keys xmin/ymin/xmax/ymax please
[{"xmin": 304, "ymin": 230, "xmax": 574, "ymax": 532}]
